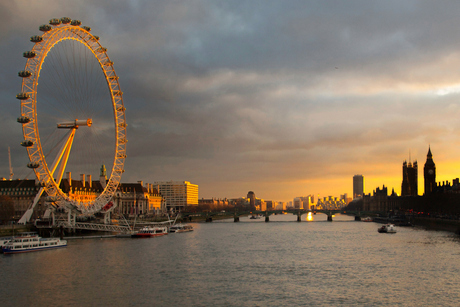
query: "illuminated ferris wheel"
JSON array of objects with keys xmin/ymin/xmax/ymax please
[{"xmin": 17, "ymin": 17, "xmax": 127, "ymax": 217}]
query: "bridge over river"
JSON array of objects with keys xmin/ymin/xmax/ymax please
[
  {"xmin": 181, "ymin": 209, "xmax": 369, "ymax": 222},
  {"xmin": 32, "ymin": 210, "xmax": 374, "ymax": 236}
]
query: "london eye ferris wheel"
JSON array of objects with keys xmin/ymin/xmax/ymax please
[{"xmin": 17, "ymin": 17, "xmax": 127, "ymax": 216}]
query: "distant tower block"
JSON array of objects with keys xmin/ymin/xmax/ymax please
[{"xmin": 353, "ymin": 175, "xmax": 364, "ymax": 199}]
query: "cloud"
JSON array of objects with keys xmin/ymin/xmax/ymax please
[{"xmin": 3, "ymin": 1, "xmax": 460, "ymax": 200}]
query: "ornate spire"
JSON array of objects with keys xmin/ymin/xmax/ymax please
[{"xmin": 100, "ymin": 164, "xmax": 107, "ymax": 178}]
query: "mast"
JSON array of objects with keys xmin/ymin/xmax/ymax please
[{"xmin": 8, "ymin": 147, "xmax": 13, "ymax": 180}]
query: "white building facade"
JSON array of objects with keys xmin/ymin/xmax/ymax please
[{"xmin": 154, "ymin": 181, "xmax": 198, "ymax": 212}]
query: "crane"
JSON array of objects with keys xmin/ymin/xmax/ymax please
[{"xmin": 8, "ymin": 146, "xmax": 13, "ymax": 180}]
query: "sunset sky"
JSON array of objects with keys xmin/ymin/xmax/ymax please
[{"xmin": 2, "ymin": 1, "xmax": 460, "ymax": 202}]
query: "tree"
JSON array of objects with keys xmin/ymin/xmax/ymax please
[{"xmin": 0, "ymin": 195, "xmax": 14, "ymax": 224}]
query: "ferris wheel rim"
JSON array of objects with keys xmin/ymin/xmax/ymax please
[{"xmin": 18, "ymin": 18, "xmax": 127, "ymax": 215}]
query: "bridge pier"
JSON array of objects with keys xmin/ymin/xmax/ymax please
[
  {"xmin": 355, "ymin": 216, "xmax": 361, "ymax": 221},
  {"xmin": 206, "ymin": 217, "xmax": 213, "ymax": 222},
  {"xmin": 327, "ymin": 214, "xmax": 333, "ymax": 222},
  {"xmin": 297, "ymin": 214, "xmax": 302, "ymax": 222},
  {"xmin": 265, "ymin": 216, "xmax": 269, "ymax": 222},
  {"xmin": 234, "ymin": 216, "xmax": 239, "ymax": 222}
]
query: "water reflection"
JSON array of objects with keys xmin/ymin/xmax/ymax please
[{"xmin": 1, "ymin": 216, "xmax": 460, "ymax": 306}]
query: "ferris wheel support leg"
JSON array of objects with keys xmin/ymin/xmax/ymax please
[
  {"xmin": 18, "ymin": 187, "xmax": 46, "ymax": 224},
  {"xmin": 103, "ymin": 211, "xmax": 111, "ymax": 225},
  {"xmin": 52, "ymin": 211, "xmax": 56, "ymax": 227},
  {"xmin": 67, "ymin": 210, "xmax": 77, "ymax": 227},
  {"xmin": 50, "ymin": 129, "xmax": 76, "ymax": 187}
]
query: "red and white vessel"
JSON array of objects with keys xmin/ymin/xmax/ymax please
[{"xmin": 131, "ymin": 226, "xmax": 168, "ymax": 238}]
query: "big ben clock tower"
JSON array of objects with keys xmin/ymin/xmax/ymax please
[{"xmin": 424, "ymin": 146, "xmax": 436, "ymax": 195}]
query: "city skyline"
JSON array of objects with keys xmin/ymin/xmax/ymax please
[{"xmin": 3, "ymin": 2, "xmax": 460, "ymax": 202}]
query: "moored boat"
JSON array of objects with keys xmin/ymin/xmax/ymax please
[
  {"xmin": 169, "ymin": 224, "xmax": 194, "ymax": 233},
  {"xmin": 131, "ymin": 226, "xmax": 168, "ymax": 238},
  {"xmin": 2, "ymin": 232, "xmax": 67, "ymax": 254},
  {"xmin": 362, "ymin": 216, "xmax": 373, "ymax": 222},
  {"xmin": 1, "ymin": 237, "xmax": 13, "ymax": 252},
  {"xmin": 378, "ymin": 224, "xmax": 397, "ymax": 233}
]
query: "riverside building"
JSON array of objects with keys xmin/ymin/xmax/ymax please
[
  {"xmin": 113, "ymin": 182, "xmax": 164, "ymax": 217},
  {"xmin": 353, "ymin": 175, "xmax": 364, "ymax": 199},
  {"xmin": 154, "ymin": 181, "xmax": 198, "ymax": 212},
  {"xmin": 401, "ymin": 158, "xmax": 418, "ymax": 196},
  {"xmin": 0, "ymin": 179, "xmax": 45, "ymax": 220}
]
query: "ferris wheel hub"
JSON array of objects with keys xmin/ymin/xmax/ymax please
[{"xmin": 57, "ymin": 118, "xmax": 92, "ymax": 129}]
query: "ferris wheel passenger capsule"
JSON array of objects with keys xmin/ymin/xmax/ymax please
[
  {"xmin": 97, "ymin": 47, "xmax": 107, "ymax": 53},
  {"xmin": 49, "ymin": 18, "xmax": 61, "ymax": 26},
  {"xmin": 39, "ymin": 24, "xmax": 52, "ymax": 32},
  {"xmin": 91, "ymin": 35, "xmax": 100, "ymax": 41},
  {"xmin": 16, "ymin": 93, "xmax": 30, "ymax": 100},
  {"xmin": 18, "ymin": 71, "xmax": 32, "ymax": 78},
  {"xmin": 17, "ymin": 116, "xmax": 31, "ymax": 124},
  {"xmin": 60, "ymin": 17, "xmax": 71, "ymax": 24},
  {"xmin": 21, "ymin": 140, "xmax": 34, "ymax": 147},
  {"xmin": 23, "ymin": 51, "xmax": 36, "ymax": 58},
  {"xmin": 70, "ymin": 20, "xmax": 82, "ymax": 26},
  {"xmin": 30, "ymin": 36, "xmax": 43, "ymax": 43},
  {"xmin": 27, "ymin": 162, "xmax": 40, "ymax": 169},
  {"xmin": 82, "ymin": 26, "xmax": 91, "ymax": 32}
]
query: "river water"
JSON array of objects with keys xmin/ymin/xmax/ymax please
[{"xmin": 1, "ymin": 213, "xmax": 460, "ymax": 306}]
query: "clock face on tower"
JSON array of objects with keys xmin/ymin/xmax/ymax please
[{"xmin": 428, "ymin": 169, "xmax": 434, "ymax": 175}]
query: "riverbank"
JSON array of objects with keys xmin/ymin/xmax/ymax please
[
  {"xmin": 0, "ymin": 224, "xmax": 32, "ymax": 237},
  {"xmin": 412, "ymin": 217, "xmax": 460, "ymax": 234}
]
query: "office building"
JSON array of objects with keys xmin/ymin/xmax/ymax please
[
  {"xmin": 353, "ymin": 175, "xmax": 364, "ymax": 199},
  {"xmin": 154, "ymin": 181, "xmax": 198, "ymax": 212}
]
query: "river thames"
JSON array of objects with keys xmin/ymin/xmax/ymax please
[{"xmin": 1, "ymin": 213, "xmax": 460, "ymax": 306}]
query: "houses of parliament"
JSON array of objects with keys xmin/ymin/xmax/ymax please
[
  {"xmin": 362, "ymin": 146, "xmax": 460, "ymax": 215},
  {"xmin": 401, "ymin": 146, "xmax": 437, "ymax": 197}
]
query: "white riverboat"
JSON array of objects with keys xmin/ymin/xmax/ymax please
[
  {"xmin": 378, "ymin": 224, "xmax": 397, "ymax": 233},
  {"xmin": 169, "ymin": 224, "xmax": 194, "ymax": 233},
  {"xmin": 0, "ymin": 237, "xmax": 13, "ymax": 251},
  {"xmin": 1, "ymin": 232, "xmax": 67, "ymax": 254}
]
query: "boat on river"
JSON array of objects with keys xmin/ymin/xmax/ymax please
[
  {"xmin": 378, "ymin": 224, "xmax": 397, "ymax": 233},
  {"xmin": 131, "ymin": 226, "xmax": 168, "ymax": 238},
  {"xmin": 1, "ymin": 232, "xmax": 67, "ymax": 254},
  {"xmin": 169, "ymin": 224, "xmax": 194, "ymax": 233},
  {"xmin": 362, "ymin": 216, "xmax": 373, "ymax": 222}
]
